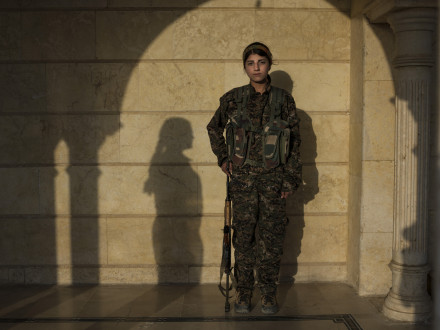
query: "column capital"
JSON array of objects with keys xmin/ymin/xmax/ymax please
[
  {"xmin": 387, "ymin": 8, "xmax": 437, "ymax": 68},
  {"xmin": 364, "ymin": 0, "xmax": 437, "ymax": 23}
]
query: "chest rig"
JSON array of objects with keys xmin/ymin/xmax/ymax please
[{"xmin": 225, "ymin": 85, "xmax": 290, "ymax": 169}]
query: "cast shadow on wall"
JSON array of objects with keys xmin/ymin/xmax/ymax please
[
  {"xmin": 42, "ymin": 80, "xmax": 121, "ymax": 285},
  {"xmin": 144, "ymin": 117, "xmax": 202, "ymax": 286},
  {"xmin": 270, "ymin": 70, "xmax": 319, "ymax": 289}
]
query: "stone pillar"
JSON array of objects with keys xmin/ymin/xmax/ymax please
[{"xmin": 382, "ymin": 8, "xmax": 437, "ymax": 322}]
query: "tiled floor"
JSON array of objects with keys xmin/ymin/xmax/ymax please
[{"xmin": 0, "ymin": 283, "xmax": 432, "ymax": 330}]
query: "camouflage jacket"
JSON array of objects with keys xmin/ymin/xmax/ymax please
[{"xmin": 206, "ymin": 81, "xmax": 302, "ymax": 193}]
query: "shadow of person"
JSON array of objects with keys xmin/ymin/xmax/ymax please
[
  {"xmin": 270, "ymin": 70, "xmax": 319, "ymax": 306},
  {"xmin": 144, "ymin": 117, "xmax": 202, "ymax": 313}
]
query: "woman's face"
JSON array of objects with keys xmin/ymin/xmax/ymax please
[{"xmin": 244, "ymin": 53, "xmax": 271, "ymax": 84}]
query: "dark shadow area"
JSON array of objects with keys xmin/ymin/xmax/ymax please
[
  {"xmin": 144, "ymin": 117, "xmax": 202, "ymax": 309},
  {"xmin": 270, "ymin": 70, "xmax": 319, "ymax": 306}
]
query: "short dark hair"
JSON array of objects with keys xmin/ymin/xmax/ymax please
[{"xmin": 242, "ymin": 42, "xmax": 273, "ymax": 68}]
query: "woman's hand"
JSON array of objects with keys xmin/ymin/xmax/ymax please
[
  {"xmin": 221, "ymin": 161, "xmax": 233, "ymax": 177},
  {"xmin": 281, "ymin": 191, "xmax": 292, "ymax": 199}
]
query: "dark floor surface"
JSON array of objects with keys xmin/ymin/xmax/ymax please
[{"xmin": 0, "ymin": 283, "xmax": 432, "ymax": 330}]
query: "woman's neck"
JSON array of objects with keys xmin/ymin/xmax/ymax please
[{"xmin": 251, "ymin": 80, "xmax": 267, "ymax": 94}]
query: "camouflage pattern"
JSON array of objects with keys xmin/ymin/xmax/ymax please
[
  {"xmin": 206, "ymin": 78, "xmax": 301, "ymax": 295},
  {"xmin": 206, "ymin": 80, "xmax": 301, "ymax": 192},
  {"xmin": 229, "ymin": 167, "xmax": 288, "ymax": 294}
]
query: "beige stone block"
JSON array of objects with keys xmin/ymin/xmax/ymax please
[
  {"xmin": 21, "ymin": 12, "xmax": 95, "ymax": 60},
  {"xmin": 189, "ymin": 266, "xmax": 219, "ymax": 284},
  {"xmin": 225, "ymin": 63, "xmax": 350, "ymax": 111},
  {"xmin": 255, "ymin": 10, "xmax": 350, "ymax": 60},
  {"xmin": 100, "ymin": 266, "xmax": 188, "ymax": 284},
  {"xmin": 107, "ymin": 216, "xmax": 219, "ymax": 267},
  {"xmin": 25, "ymin": 266, "xmax": 101, "ymax": 284},
  {"xmin": 0, "ymin": 218, "xmax": 57, "ymax": 265},
  {"xmin": 283, "ymin": 216, "xmax": 347, "ymax": 264},
  {"xmin": 9, "ymin": 269, "xmax": 25, "ymax": 284},
  {"xmin": 120, "ymin": 113, "xmax": 213, "ymax": 163},
  {"xmin": 54, "ymin": 217, "xmax": 108, "ymax": 265},
  {"xmin": 96, "ymin": 11, "xmax": 176, "ymax": 60},
  {"xmin": 197, "ymin": 0, "xmax": 273, "ymax": 7},
  {"xmin": 99, "ymin": 266, "xmax": 156, "ymax": 284},
  {"xmin": 0, "ymin": 116, "xmax": 44, "ymax": 164},
  {"xmin": 141, "ymin": 165, "xmax": 200, "ymax": 215},
  {"xmin": 139, "ymin": 62, "xmax": 224, "ymax": 111},
  {"xmin": 41, "ymin": 115, "xmax": 120, "ymax": 164},
  {"xmin": 0, "ymin": 64, "xmax": 46, "ymax": 112},
  {"xmin": 287, "ymin": 164, "xmax": 348, "ymax": 214},
  {"xmin": 0, "ymin": 13, "xmax": 21, "ymax": 60},
  {"xmin": 107, "ymin": 217, "xmax": 153, "ymax": 264},
  {"xmin": 358, "ymin": 233, "xmax": 392, "ymax": 296},
  {"xmin": 199, "ymin": 165, "xmax": 228, "ymax": 214},
  {"xmin": 347, "ymin": 174, "xmax": 361, "ymax": 287},
  {"xmin": 364, "ymin": 21, "xmax": 395, "ymax": 81},
  {"xmin": 39, "ymin": 166, "xmax": 70, "ymax": 215},
  {"xmin": 274, "ymin": 0, "xmax": 350, "ymax": 9},
  {"xmin": 0, "ymin": 168, "xmax": 40, "ymax": 214},
  {"xmin": 173, "ymin": 10, "xmax": 255, "ymax": 60},
  {"xmin": 20, "ymin": 0, "xmax": 107, "ymax": 7},
  {"xmin": 25, "ymin": 267, "xmax": 58, "ymax": 284},
  {"xmin": 284, "ymin": 263, "xmax": 346, "ymax": 282},
  {"xmin": 47, "ymin": 63, "xmax": 138, "ymax": 112},
  {"xmin": 361, "ymin": 161, "xmax": 394, "ymax": 233},
  {"xmin": 224, "ymin": 63, "xmax": 250, "ymax": 92},
  {"xmin": 363, "ymin": 80, "xmax": 395, "ymax": 161},
  {"xmin": 97, "ymin": 165, "xmax": 199, "ymax": 215},
  {"xmin": 40, "ymin": 166, "xmax": 104, "ymax": 215},
  {"xmin": 306, "ymin": 264, "xmax": 347, "ymax": 282},
  {"xmin": 299, "ymin": 112, "xmax": 349, "ymax": 163},
  {"xmin": 199, "ymin": 217, "xmax": 223, "ymax": 263}
]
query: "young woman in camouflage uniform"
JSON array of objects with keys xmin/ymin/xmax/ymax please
[{"xmin": 207, "ymin": 42, "xmax": 301, "ymax": 314}]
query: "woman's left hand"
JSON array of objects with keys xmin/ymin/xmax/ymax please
[{"xmin": 281, "ymin": 191, "xmax": 292, "ymax": 199}]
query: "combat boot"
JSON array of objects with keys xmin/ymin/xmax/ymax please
[
  {"xmin": 234, "ymin": 289, "xmax": 252, "ymax": 313},
  {"xmin": 261, "ymin": 293, "xmax": 279, "ymax": 314}
]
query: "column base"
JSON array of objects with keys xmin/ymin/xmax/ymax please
[
  {"xmin": 382, "ymin": 262, "xmax": 432, "ymax": 322},
  {"xmin": 383, "ymin": 291, "xmax": 431, "ymax": 322}
]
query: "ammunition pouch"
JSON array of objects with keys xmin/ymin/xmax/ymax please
[{"xmin": 263, "ymin": 119, "xmax": 290, "ymax": 169}]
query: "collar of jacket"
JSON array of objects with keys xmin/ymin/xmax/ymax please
[{"xmin": 248, "ymin": 75, "xmax": 272, "ymax": 96}]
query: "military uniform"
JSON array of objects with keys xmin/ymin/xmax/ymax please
[{"xmin": 207, "ymin": 78, "xmax": 301, "ymax": 298}]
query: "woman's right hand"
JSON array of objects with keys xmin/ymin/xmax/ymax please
[{"xmin": 221, "ymin": 161, "xmax": 233, "ymax": 177}]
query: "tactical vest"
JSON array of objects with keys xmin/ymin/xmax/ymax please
[{"xmin": 225, "ymin": 85, "xmax": 290, "ymax": 169}]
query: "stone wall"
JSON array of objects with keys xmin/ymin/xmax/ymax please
[
  {"xmin": 348, "ymin": 12, "xmax": 395, "ymax": 296},
  {"xmin": 0, "ymin": 0, "xmax": 358, "ymax": 285}
]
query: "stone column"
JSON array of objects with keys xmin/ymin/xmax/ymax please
[{"xmin": 382, "ymin": 8, "xmax": 437, "ymax": 322}]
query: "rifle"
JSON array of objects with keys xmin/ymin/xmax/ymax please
[{"xmin": 219, "ymin": 170, "xmax": 233, "ymax": 312}]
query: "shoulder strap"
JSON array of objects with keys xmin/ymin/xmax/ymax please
[
  {"xmin": 234, "ymin": 85, "xmax": 250, "ymax": 117},
  {"xmin": 269, "ymin": 87, "xmax": 283, "ymax": 124}
]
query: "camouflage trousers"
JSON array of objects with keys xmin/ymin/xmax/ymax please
[{"xmin": 230, "ymin": 168, "xmax": 288, "ymax": 295}]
